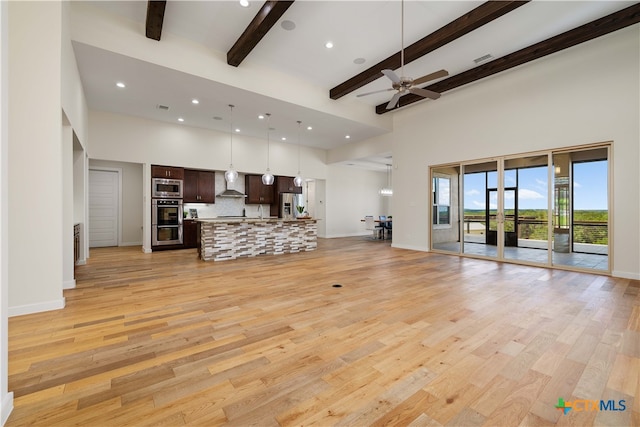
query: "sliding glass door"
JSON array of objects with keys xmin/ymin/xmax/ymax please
[{"xmin": 430, "ymin": 144, "xmax": 609, "ymax": 273}]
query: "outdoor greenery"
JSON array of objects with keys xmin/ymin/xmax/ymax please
[{"xmin": 463, "ymin": 209, "xmax": 608, "ymax": 245}]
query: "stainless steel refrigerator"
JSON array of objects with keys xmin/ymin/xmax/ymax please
[{"xmin": 280, "ymin": 193, "xmax": 304, "ymax": 219}]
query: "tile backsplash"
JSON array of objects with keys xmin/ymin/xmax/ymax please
[{"xmin": 183, "ymin": 172, "xmax": 268, "ymax": 219}]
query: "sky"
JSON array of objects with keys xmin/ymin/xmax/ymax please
[{"xmin": 462, "ymin": 160, "xmax": 608, "ymax": 211}]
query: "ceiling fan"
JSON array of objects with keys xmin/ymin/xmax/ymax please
[{"xmin": 357, "ymin": 0, "xmax": 449, "ymax": 110}]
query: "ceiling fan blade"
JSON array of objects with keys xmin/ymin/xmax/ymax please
[
  {"xmin": 356, "ymin": 88, "xmax": 394, "ymax": 97},
  {"xmin": 381, "ymin": 69, "xmax": 401, "ymax": 83},
  {"xmin": 409, "ymin": 87, "xmax": 441, "ymax": 100},
  {"xmin": 386, "ymin": 92, "xmax": 402, "ymax": 109},
  {"xmin": 412, "ymin": 69, "xmax": 449, "ymax": 86}
]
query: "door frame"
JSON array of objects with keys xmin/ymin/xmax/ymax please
[{"xmin": 430, "ymin": 142, "xmax": 611, "ymax": 275}]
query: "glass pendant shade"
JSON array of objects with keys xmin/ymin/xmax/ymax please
[
  {"xmin": 293, "ymin": 174, "xmax": 303, "ymax": 187},
  {"xmin": 262, "ymin": 169, "xmax": 274, "ymax": 185},
  {"xmin": 224, "ymin": 166, "xmax": 238, "ymax": 183},
  {"xmin": 380, "ymin": 164, "xmax": 393, "ymax": 196}
]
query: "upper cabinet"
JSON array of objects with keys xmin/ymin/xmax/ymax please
[
  {"xmin": 151, "ymin": 165, "xmax": 184, "ymax": 180},
  {"xmin": 184, "ymin": 169, "xmax": 215, "ymax": 203},
  {"xmin": 245, "ymin": 174, "xmax": 275, "ymax": 204},
  {"xmin": 275, "ymin": 176, "xmax": 302, "ymax": 194}
]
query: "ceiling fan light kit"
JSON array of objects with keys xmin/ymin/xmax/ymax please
[{"xmin": 357, "ymin": 0, "xmax": 449, "ymax": 110}]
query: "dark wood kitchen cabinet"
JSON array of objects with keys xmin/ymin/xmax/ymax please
[
  {"xmin": 151, "ymin": 165, "xmax": 184, "ymax": 179},
  {"xmin": 245, "ymin": 174, "xmax": 275, "ymax": 204},
  {"xmin": 183, "ymin": 219, "xmax": 198, "ymax": 249},
  {"xmin": 275, "ymin": 175, "xmax": 302, "ymax": 194},
  {"xmin": 183, "ymin": 169, "xmax": 215, "ymax": 203}
]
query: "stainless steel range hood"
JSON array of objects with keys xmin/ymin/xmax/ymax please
[{"xmin": 216, "ymin": 181, "xmax": 247, "ymax": 198}]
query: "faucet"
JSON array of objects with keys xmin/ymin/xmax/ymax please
[{"xmin": 258, "ymin": 204, "xmax": 264, "ymax": 219}]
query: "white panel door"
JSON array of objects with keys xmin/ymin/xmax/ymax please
[{"xmin": 89, "ymin": 169, "xmax": 118, "ymax": 247}]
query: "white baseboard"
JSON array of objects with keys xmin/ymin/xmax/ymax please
[
  {"xmin": 8, "ymin": 297, "xmax": 65, "ymax": 317},
  {"xmin": 120, "ymin": 241, "xmax": 142, "ymax": 247},
  {"xmin": 1, "ymin": 392, "xmax": 13, "ymax": 426},
  {"xmin": 612, "ymin": 270, "xmax": 640, "ymax": 280},
  {"xmin": 75, "ymin": 258, "xmax": 86, "ymax": 266},
  {"xmin": 63, "ymin": 279, "xmax": 76, "ymax": 290},
  {"xmin": 142, "ymin": 246, "xmax": 152, "ymax": 254}
]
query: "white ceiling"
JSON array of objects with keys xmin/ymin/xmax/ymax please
[{"xmin": 72, "ymin": 1, "xmax": 634, "ymax": 170}]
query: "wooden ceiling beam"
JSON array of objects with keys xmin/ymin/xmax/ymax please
[
  {"xmin": 227, "ymin": 1, "xmax": 295, "ymax": 67},
  {"xmin": 145, "ymin": 1, "xmax": 167, "ymax": 41},
  {"xmin": 377, "ymin": 2, "xmax": 640, "ymax": 114},
  {"xmin": 330, "ymin": 1, "xmax": 530, "ymax": 100}
]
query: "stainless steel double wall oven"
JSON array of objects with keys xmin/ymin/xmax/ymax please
[{"xmin": 151, "ymin": 178, "xmax": 183, "ymax": 246}]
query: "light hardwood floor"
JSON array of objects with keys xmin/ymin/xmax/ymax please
[{"xmin": 6, "ymin": 237, "xmax": 640, "ymax": 426}]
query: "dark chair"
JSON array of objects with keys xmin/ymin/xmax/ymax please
[{"xmin": 379, "ymin": 215, "xmax": 392, "ymax": 239}]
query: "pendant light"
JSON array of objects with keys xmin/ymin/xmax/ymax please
[
  {"xmin": 293, "ymin": 120, "xmax": 303, "ymax": 187},
  {"xmin": 261, "ymin": 113, "xmax": 274, "ymax": 185},
  {"xmin": 224, "ymin": 104, "xmax": 239, "ymax": 184},
  {"xmin": 380, "ymin": 164, "xmax": 393, "ymax": 196}
]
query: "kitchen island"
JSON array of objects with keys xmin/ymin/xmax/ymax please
[{"xmin": 198, "ymin": 217, "xmax": 317, "ymax": 261}]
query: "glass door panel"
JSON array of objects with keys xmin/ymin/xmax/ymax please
[
  {"xmin": 503, "ymin": 156, "xmax": 549, "ymax": 264},
  {"xmin": 431, "ymin": 165, "xmax": 461, "ymax": 253},
  {"xmin": 503, "ymin": 188, "xmax": 517, "ymax": 247},
  {"xmin": 553, "ymin": 148, "xmax": 609, "ymax": 271},
  {"xmin": 462, "ymin": 161, "xmax": 497, "ymax": 259}
]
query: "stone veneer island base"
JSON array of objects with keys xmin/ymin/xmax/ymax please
[{"xmin": 198, "ymin": 218, "xmax": 317, "ymax": 261}]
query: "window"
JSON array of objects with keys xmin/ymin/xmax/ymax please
[{"xmin": 433, "ymin": 176, "xmax": 450, "ymax": 225}]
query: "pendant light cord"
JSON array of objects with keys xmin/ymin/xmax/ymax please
[
  {"xmin": 266, "ymin": 113, "xmax": 271, "ymax": 169},
  {"xmin": 400, "ymin": 0, "xmax": 404, "ymax": 77},
  {"xmin": 229, "ymin": 104, "xmax": 234, "ymax": 166},
  {"xmin": 297, "ymin": 120, "xmax": 301, "ymax": 173}
]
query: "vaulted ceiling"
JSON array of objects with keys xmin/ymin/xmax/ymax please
[{"xmin": 72, "ymin": 1, "xmax": 639, "ymax": 169}]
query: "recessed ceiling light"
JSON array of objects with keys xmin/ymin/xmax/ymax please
[
  {"xmin": 178, "ymin": 117, "xmax": 184, "ymax": 122},
  {"xmin": 345, "ymin": 135, "xmax": 350, "ymax": 139},
  {"xmin": 353, "ymin": 58, "xmax": 366, "ymax": 65},
  {"xmin": 235, "ymin": 128, "xmax": 240, "ymax": 132},
  {"xmin": 307, "ymin": 126, "xmax": 312, "ymax": 130},
  {"xmin": 281, "ymin": 137, "xmax": 286, "ymax": 141},
  {"xmin": 258, "ymin": 115, "xmax": 265, "ymax": 119},
  {"xmin": 116, "ymin": 82, "xmax": 125, "ymax": 88},
  {"xmin": 325, "ymin": 41, "xmax": 334, "ymax": 49},
  {"xmin": 191, "ymin": 99, "xmax": 199, "ymax": 104},
  {"xmin": 239, "ymin": 0, "xmax": 249, "ymax": 7},
  {"xmin": 281, "ymin": 20, "xmax": 295, "ymax": 31}
]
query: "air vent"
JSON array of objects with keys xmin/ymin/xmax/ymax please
[
  {"xmin": 473, "ymin": 54, "xmax": 494, "ymax": 65},
  {"xmin": 156, "ymin": 104, "xmax": 169, "ymax": 110}
]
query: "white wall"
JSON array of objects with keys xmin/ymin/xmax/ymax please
[
  {"xmin": 8, "ymin": 1, "xmax": 65, "ymax": 315},
  {"xmin": 88, "ymin": 111, "xmax": 328, "ymax": 179},
  {"xmin": 0, "ymin": 0, "xmax": 12, "ymax": 423},
  {"xmin": 89, "ymin": 159, "xmax": 143, "ymax": 246},
  {"xmin": 61, "ymin": 1, "xmax": 88, "ymax": 146},
  {"xmin": 324, "ymin": 165, "xmax": 388, "ymax": 238},
  {"xmin": 390, "ymin": 26, "xmax": 640, "ymax": 278}
]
